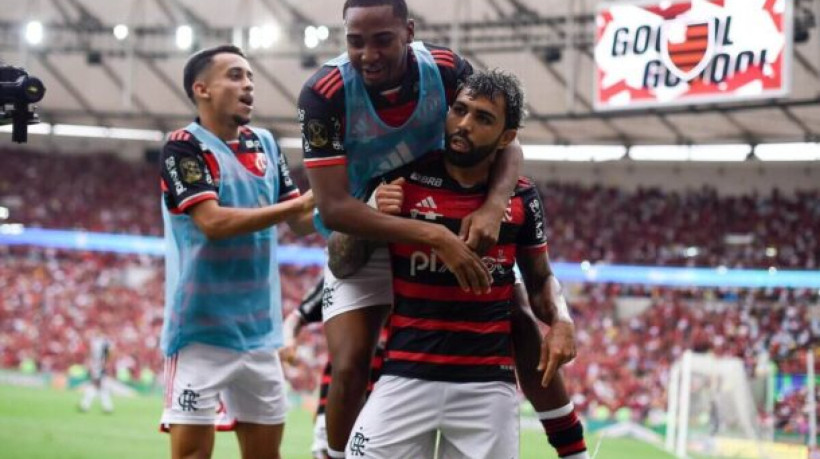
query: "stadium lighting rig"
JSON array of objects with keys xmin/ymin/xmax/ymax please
[
  {"xmin": 519, "ymin": 143, "xmax": 819, "ymax": 162},
  {"xmin": 175, "ymin": 25, "xmax": 193, "ymax": 50},
  {"xmin": 523, "ymin": 145, "xmax": 627, "ymax": 162},
  {"xmin": 249, "ymin": 24, "xmax": 281, "ymax": 50},
  {"xmin": 4, "ymin": 119, "xmax": 819, "ymax": 163},
  {"xmin": 24, "ymin": 21, "xmax": 44, "ymax": 45},
  {"xmin": 754, "ymin": 142, "xmax": 820, "ymax": 161},
  {"xmin": 304, "ymin": 25, "xmax": 330, "ymax": 49},
  {"xmin": 113, "ymin": 24, "xmax": 129, "ymax": 41}
]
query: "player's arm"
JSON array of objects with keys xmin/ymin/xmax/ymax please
[
  {"xmin": 284, "ymin": 196, "xmax": 316, "ymax": 236},
  {"xmin": 514, "ymin": 184, "xmax": 576, "ymax": 386},
  {"xmin": 461, "ymin": 139, "xmax": 523, "ymax": 253},
  {"xmin": 438, "ymin": 46, "xmax": 524, "ymax": 254},
  {"xmin": 188, "ymin": 193, "xmax": 313, "ymax": 240},
  {"xmin": 275, "ymin": 148, "xmax": 316, "ymax": 236},
  {"xmin": 326, "ymin": 176, "xmax": 403, "ymax": 278},
  {"xmin": 280, "ymin": 310, "xmax": 307, "ymax": 365},
  {"xmin": 280, "ymin": 278, "xmax": 324, "ymax": 365},
  {"xmin": 299, "ymin": 83, "xmax": 491, "ymax": 293},
  {"xmin": 161, "ymin": 138, "xmax": 313, "ymax": 240},
  {"xmin": 308, "ymin": 167, "xmax": 493, "ymax": 296},
  {"xmin": 517, "ymin": 250, "xmax": 575, "ymax": 329}
]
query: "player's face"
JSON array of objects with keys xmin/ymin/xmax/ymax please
[
  {"xmin": 344, "ymin": 5, "xmax": 414, "ymax": 89},
  {"xmin": 444, "ymin": 90, "xmax": 516, "ymax": 168},
  {"xmin": 197, "ymin": 53, "xmax": 255, "ymax": 126}
]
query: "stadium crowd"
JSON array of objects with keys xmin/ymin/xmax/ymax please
[
  {"xmin": 1, "ymin": 148, "xmax": 818, "ymax": 432},
  {"xmin": 1, "ymin": 148, "xmax": 818, "ymax": 267},
  {"xmin": 541, "ymin": 183, "xmax": 820, "ymax": 269},
  {"xmin": 2, "ymin": 245, "xmax": 817, "ymax": 429}
]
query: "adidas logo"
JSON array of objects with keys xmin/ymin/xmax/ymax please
[
  {"xmin": 409, "ymin": 196, "xmax": 442, "ymax": 220},
  {"xmin": 415, "ymin": 196, "xmax": 437, "ymax": 209}
]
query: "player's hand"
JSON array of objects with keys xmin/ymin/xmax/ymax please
[
  {"xmin": 278, "ymin": 344, "xmax": 298, "ymax": 366},
  {"xmin": 537, "ymin": 320, "xmax": 576, "ymax": 387},
  {"xmin": 374, "ymin": 177, "xmax": 405, "ymax": 215},
  {"xmin": 298, "ymin": 189, "xmax": 315, "ymax": 212},
  {"xmin": 460, "ymin": 202, "xmax": 505, "ymax": 255},
  {"xmin": 432, "ymin": 227, "xmax": 492, "ymax": 294}
]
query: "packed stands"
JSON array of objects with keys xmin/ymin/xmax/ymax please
[
  {"xmin": 2, "ymin": 149, "xmax": 817, "ymax": 267},
  {"xmin": 2, "ymin": 244, "xmax": 816, "ymax": 429},
  {"xmin": 1, "ymin": 149, "xmax": 817, "ymax": 431}
]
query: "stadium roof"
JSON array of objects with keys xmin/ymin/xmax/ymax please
[{"xmin": 1, "ymin": 0, "xmax": 819, "ymax": 148}]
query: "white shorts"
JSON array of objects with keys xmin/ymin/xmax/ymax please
[
  {"xmin": 322, "ymin": 247, "xmax": 392, "ymax": 323},
  {"xmin": 160, "ymin": 343, "xmax": 288, "ymax": 427},
  {"xmin": 347, "ymin": 375, "xmax": 519, "ymax": 459}
]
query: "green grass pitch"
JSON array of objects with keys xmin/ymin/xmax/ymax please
[{"xmin": 0, "ymin": 384, "xmax": 698, "ymax": 458}]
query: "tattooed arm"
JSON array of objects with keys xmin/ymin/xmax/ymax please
[
  {"xmin": 327, "ymin": 233, "xmax": 381, "ymax": 279},
  {"xmin": 326, "ymin": 178, "xmax": 404, "ymax": 278}
]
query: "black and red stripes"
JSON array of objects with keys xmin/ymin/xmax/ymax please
[
  {"xmin": 312, "ymin": 68, "xmax": 344, "ymax": 100},
  {"xmin": 430, "ymin": 49, "xmax": 456, "ymax": 69},
  {"xmin": 168, "ymin": 129, "xmax": 191, "ymax": 142}
]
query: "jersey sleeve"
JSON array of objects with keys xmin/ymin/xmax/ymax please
[
  {"xmin": 160, "ymin": 132, "xmax": 218, "ymax": 214},
  {"xmin": 275, "ymin": 145, "xmax": 301, "ymax": 203},
  {"xmin": 297, "ymin": 278, "xmax": 325, "ymax": 324},
  {"xmin": 516, "ymin": 184, "xmax": 549, "ymax": 254},
  {"xmin": 297, "ymin": 66, "xmax": 347, "ymax": 169},
  {"xmin": 426, "ymin": 43, "xmax": 475, "ymax": 104}
]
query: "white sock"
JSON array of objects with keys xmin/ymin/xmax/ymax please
[
  {"xmin": 537, "ymin": 402, "xmax": 574, "ymax": 420},
  {"xmin": 100, "ymin": 387, "xmax": 113, "ymax": 412},
  {"xmin": 80, "ymin": 385, "xmax": 96, "ymax": 411}
]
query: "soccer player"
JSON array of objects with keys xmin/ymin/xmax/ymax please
[
  {"xmin": 78, "ymin": 333, "xmax": 114, "ymax": 414},
  {"xmin": 298, "ymin": 1, "xmax": 523, "ymax": 455},
  {"xmin": 159, "ymin": 44, "xmax": 315, "ymax": 459},
  {"xmin": 280, "ymin": 278, "xmax": 386, "ymax": 459},
  {"xmin": 345, "ymin": 70, "xmax": 587, "ymax": 458}
]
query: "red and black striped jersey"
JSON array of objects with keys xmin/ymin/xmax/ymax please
[
  {"xmin": 381, "ymin": 153, "xmax": 548, "ymax": 383},
  {"xmin": 298, "ymin": 43, "xmax": 473, "ymax": 169},
  {"xmin": 160, "ymin": 122, "xmax": 300, "ymax": 214}
]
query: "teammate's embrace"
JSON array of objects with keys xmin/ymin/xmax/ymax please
[
  {"xmin": 346, "ymin": 70, "xmax": 585, "ymax": 458},
  {"xmin": 298, "ymin": 1, "xmax": 524, "ymax": 456}
]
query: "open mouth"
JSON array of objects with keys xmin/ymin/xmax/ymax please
[
  {"xmin": 362, "ymin": 66, "xmax": 384, "ymax": 79},
  {"xmin": 449, "ymin": 135, "xmax": 471, "ymax": 152},
  {"xmin": 239, "ymin": 94, "xmax": 254, "ymax": 109}
]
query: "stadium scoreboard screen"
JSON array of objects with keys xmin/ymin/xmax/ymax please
[{"xmin": 593, "ymin": 0, "xmax": 792, "ymax": 110}]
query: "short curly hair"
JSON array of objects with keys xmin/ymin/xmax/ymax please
[
  {"xmin": 459, "ymin": 69, "xmax": 526, "ymax": 130},
  {"xmin": 343, "ymin": 0, "xmax": 408, "ymax": 21}
]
